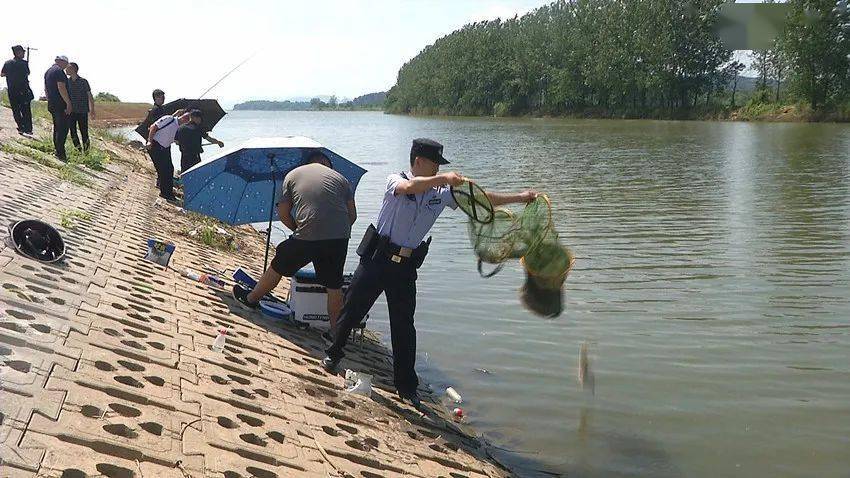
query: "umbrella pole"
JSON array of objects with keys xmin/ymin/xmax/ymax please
[{"xmin": 263, "ymin": 175, "xmax": 276, "ymax": 272}]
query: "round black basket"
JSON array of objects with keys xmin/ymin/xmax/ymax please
[{"xmin": 8, "ymin": 220, "xmax": 66, "ymax": 263}]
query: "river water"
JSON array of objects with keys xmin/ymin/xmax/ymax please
[{"xmin": 167, "ymin": 111, "xmax": 849, "ymax": 477}]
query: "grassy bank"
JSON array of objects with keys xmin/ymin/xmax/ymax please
[{"xmin": 1, "ymin": 89, "xmax": 149, "ymax": 127}]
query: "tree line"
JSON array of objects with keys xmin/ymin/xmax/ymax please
[{"xmin": 385, "ymin": 0, "xmax": 850, "ymax": 118}]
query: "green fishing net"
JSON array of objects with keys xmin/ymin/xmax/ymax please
[{"xmin": 454, "ymin": 181, "xmax": 575, "ymax": 317}]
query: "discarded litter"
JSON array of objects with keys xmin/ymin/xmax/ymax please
[
  {"xmin": 446, "ymin": 387, "xmax": 463, "ymax": 403},
  {"xmin": 212, "ymin": 328, "xmax": 227, "ymax": 353},
  {"xmin": 144, "ymin": 239, "xmax": 175, "ymax": 267},
  {"xmin": 183, "ymin": 268, "xmax": 226, "ymax": 288},
  {"xmin": 452, "ymin": 407, "xmax": 464, "ymax": 422},
  {"xmin": 344, "ymin": 369, "xmax": 373, "ymax": 397}
]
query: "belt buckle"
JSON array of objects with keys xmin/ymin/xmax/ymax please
[{"xmin": 391, "ymin": 254, "xmax": 402, "ymax": 263}]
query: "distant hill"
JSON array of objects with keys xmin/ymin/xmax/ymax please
[
  {"xmin": 233, "ymin": 100, "xmax": 313, "ymax": 111},
  {"xmin": 730, "ymin": 76, "xmax": 777, "ymax": 92},
  {"xmin": 234, "ymin": 92, "xmax": 387, "ymax": 111},
  {"xmin": 346, "ymin": 92, "xmax": 387, "ymax": 107}
]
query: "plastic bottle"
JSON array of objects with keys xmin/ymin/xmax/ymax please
[
  {"xmin": 184, "ymin": 268, "xmax": 225, "ymax": 288},
  {"xmin": 183, "ymin": 268, "xmax": 201, "ymax": 281},
  {"xmin": 446, "ymin": 387, "xmax": 463, "ymax": 403},
  {"xmin": 212, "ymin": 329, "xmax": 227, "ymax": 352},
  {"xmin": 205, "ymin": 275, "xmax": 226, "ymax": 288}
]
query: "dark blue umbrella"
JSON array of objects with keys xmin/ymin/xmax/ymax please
[{"xmin": 181, "ymin": 136, "xmax": 367, "ymax": 269}]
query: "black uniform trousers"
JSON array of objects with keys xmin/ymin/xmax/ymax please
[
  {"xmin": 68, "ymin": 112, "xmax": 90, "ymax": 151},
  {"xmin": 326, "ymin": 254, "xmax": 419, "ymax": 396},
  {"xmin": 48, "ymin": 104, "xmax": 69, "ymax": 160},
  {"xmin": 180, "ymin": 152, "xmax": 201, "ymax": 173},
  {"xmin": 148, "ymin": 143, "xmax": 175, "ymax": 200},
  {"xmin": 8, "ymin": 90, "xmax": 32, "ymax": 134}
]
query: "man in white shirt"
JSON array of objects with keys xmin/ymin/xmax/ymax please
[{"xmin": 146, "ymin": 109, "xmax": 189, "ymax": 201}]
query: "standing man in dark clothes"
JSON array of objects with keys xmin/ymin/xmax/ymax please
[
  {"xmin": 65, "ymin": 62, "xmax": 95, "ymax": 152},
  {"xmin": 1, "ymin": 45, "xmax": 34, "ymax": 135},
  {"xmin": 174, "ymin": 109, "xmax": 224, "ymax": 172},
  {"xmin": 144, "ymin": 89, "xmax": 166, "ymax": 126},
  {"xmin": 146, "ymin": 109, "xmax": 190, "ymax": 202},
  {"xmin": 145, "ymin": 89, "xmax": 167, "ymax": 188},
  {"xmin": 44, "ymin": 55, "xmax": 72, "ymax": 161}
]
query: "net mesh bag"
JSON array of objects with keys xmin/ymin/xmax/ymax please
[{"xmin": 456, "ymin": 183, "xmax": 576, "ymax": 317}]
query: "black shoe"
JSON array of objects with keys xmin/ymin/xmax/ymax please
[
  {"xmin": 232, "ymin": 284, "xmax": 259, "ymax": 310},
  {"xmin": 399, "ymin": 391, "xmax": 423, "ymax": 410},
  {"xmin": 320, "ymin": 355, "xmax": 341, "ymax": 373}
]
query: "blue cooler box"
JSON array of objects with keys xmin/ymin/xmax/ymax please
[{"xmin": 288, "ymin": 269, "xmax": 353, "ymax": 325}]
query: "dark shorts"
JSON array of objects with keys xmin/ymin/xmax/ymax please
[{"xmin": 271, "ymin": 237, "xmax": 349, "ymax": 289}]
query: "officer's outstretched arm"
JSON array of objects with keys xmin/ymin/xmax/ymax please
[
  {"xmin": 486, "ymin": 190, "xmax": 538, "ymax": 206},
  {"xmin": 395, "ymin": 172, "xmax": 464, "ymax": 196}
]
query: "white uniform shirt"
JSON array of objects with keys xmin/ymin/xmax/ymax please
[
  {"xmin": 376, "ymin": 172, "xmax": 458, "ymax": 249},
  {"xmin": 151, "ymin": 115, "xmax": 180, "ymax": 148}
]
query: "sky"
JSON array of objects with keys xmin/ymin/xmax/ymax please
[{"xmin": 2, "ymin": 0, "xmax": 548, "ymax": 107}]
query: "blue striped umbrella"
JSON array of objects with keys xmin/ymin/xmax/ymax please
[{"xmin": 181, "ymin": 136, "xmax": 367, "ymax": 268}]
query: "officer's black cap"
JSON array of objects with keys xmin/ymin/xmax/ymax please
[
  {"xmin": 11, "ymin": 45, "xmax": 24, "ymax": 53},
  {"xmin": 411, "ymin": 138, "xmax": 450, "ymax": 165}
]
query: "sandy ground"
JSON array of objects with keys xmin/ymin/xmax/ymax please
[{"xmin": 0, "ymin": 105, "xmax": 514, "ymax": 477}]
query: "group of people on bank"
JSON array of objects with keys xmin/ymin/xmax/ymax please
[
  {"xmin": 2, "ymin": 48, "xmax": 95, "ymax": 159},
  {"xmin": 141, "ymin": 89, "xmax": 224, "ymax": 202}
]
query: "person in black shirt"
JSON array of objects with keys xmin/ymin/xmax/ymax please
[
  {"xmin": 174, "ymin": 109, "xmax": 224, "ymax": 172},
  {"xmin": 65, "ymin": 62, "xmax": 96, "ymax": 152},
  {"xmin": 143, "ymin": 89, "xmax": 166, "ymax": 127},
  {"xmin": 1, "ymin": 45, "xmax": 34, "ymax": 135},
  {"xmin": 144, "ymin": 89, "xmax": 167, "ymax": 187},
  {"xmin": 44, "ymin": 55, "xmax": 72, "ymax": 161}
]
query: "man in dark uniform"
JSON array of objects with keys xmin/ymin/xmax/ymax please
[
  {"xmin": 44, "ymin": 55, "xmax": 72, "ymax": 161},
  {"xmin": 1, "ymin": 45, "xmax": 34, "ymax": 135},
  {"xmin": 174, "ymin": 109, "xmax": 224, "ymax": 172},
  {"xmin": 144, "ymin": 89, "xmax": 167, "ymax": 188},
  {"xmin": 144, "ymin": 89, "xmax": 166, "ymax": 125},
  {"xmin": 321, "ymin": 138, "xmax": 536, "ymax": 409}
]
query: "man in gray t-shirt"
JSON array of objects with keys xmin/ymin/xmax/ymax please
[
  {"xmin": 280, "ymin": 161, "xmax": 353, "ymax": 240},
  {"xmin": 233, "ymin": 151, "xmax": 357, "ymax": 336}
]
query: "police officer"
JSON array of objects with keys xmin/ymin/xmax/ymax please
[
  {"xmin": 1, "ymin": 45, "xmax": 34, "ymax": 135},
  {"xmin": 322, "ymin": 138, "xmax": 536, "ymax": 409}
]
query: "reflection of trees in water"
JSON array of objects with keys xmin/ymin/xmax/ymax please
[{"xmin": 752, "ymin": 124, "xmax": 850, "ymax": 319}]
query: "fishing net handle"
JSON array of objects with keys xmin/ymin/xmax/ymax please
[{"xmin": 451, "ymin": 180, "xmax": 495, "ymax": 224}]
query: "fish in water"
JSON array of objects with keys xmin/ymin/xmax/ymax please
[{"xmin": 578, "ymin": 341, "xmax": 595, "ymax": 395}]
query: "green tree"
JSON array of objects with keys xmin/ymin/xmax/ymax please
[
  {"xmin": 95, "ymin": 92, "xmax": 120, "ymax": 102},
  {"xmin": 781, "ymin": 0, "xmax": 850, "ymax": 108}
]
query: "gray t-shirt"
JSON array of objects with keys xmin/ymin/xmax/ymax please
[{"xmin": 279, "ymin": 163, "xmax": 353, "ymax": 240}]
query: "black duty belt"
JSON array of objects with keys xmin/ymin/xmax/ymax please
[{"xmin": 385, "ymin": 243, "xmax": 414, "ymax": 264}]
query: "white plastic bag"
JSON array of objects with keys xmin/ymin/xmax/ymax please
[{"xmin": 344, "ymin": 369, "xmax": 372, "ymax": 397}]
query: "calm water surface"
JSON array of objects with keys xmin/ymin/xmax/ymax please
[{"xmin": 184, "ymin": 111, "xmax": 849, "ymax": 477}]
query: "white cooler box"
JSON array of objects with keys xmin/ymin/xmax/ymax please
[{"xmin": 288, "ymin": 269, "xmax": 367, "ymax": 331}]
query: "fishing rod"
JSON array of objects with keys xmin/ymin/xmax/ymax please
[
  {"xmin": 198, "ymin": 51, "xmax": 257, "ymax": 99},
  {"xmin": 25, "ymin": 46, "xmax": 37, "ymax": 62}
]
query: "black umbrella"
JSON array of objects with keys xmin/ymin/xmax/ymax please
[{"xmin": 134, "ymin": 98, "xmax": 226, "ymax": 138}]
